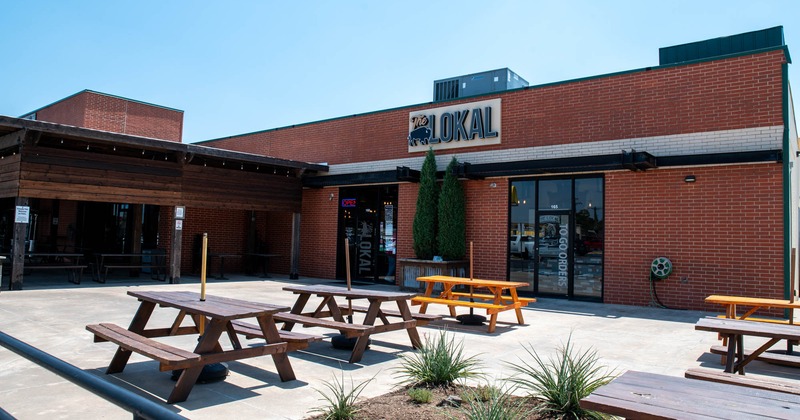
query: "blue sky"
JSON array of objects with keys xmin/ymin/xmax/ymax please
[{"xmin": 1, "ymin": 1, "xmax": 798, "ymax": 143}]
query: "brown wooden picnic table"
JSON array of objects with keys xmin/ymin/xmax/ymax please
[
  {"xmin": 279, "ymin": 284, "xmax": 440, "ymax": 363},
  {"xmin": 87, "ymin": 290, "xmax": 298, "ymax": 403},
  {"xmin": 580, "ymin": 370, "xmax": 800, "ymax": 419}
]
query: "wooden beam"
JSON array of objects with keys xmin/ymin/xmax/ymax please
[
  {"xmin": 170, "ymin": 207, "xmax": 183, "ymax": 283},
  {"xmin": 290, "ymin": 212, "xmax": 301, "ymax": 279},
  {"xmin": 0, "ymin": 129, "xmax": 25, "ymax": 150}
]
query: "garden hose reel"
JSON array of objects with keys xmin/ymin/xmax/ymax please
[
  {"xmin": 650, "ymin": 257, "xmax": 673, "ymax": 280},
  {"xmin": 649, "ymin": 257, "xmax": 674, "ymax": 309}
]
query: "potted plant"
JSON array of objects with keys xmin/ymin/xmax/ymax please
[{"xmin": 399, "ymin": 150, "xmax": 468, "ymax": 290}]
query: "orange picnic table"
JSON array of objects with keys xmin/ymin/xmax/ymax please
[{"xmin": 411, "ymin": 275, "xmax": 534, "ymax": 333}]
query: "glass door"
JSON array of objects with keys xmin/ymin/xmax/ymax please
[
  {"xmin": 535, "ymin": 212, "xmax": 571, "ymax": 296},
  {"xmin": 337, "ymin": 186, "xmax": 398, "ymax": 283}
]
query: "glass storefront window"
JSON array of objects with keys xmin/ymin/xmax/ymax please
[
  {"xmin": 538, "ymin": 179, "xmax": 572, "ymax": 210},
  {"xmin": 509, "ymin": 177, "xmax": 603, "ymax": 300}
]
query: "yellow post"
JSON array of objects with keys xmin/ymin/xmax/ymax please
[{"xmin": 199, "ymin": 233, "xmax": 208, "ymax": 334}]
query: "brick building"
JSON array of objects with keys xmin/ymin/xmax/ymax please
[
  {"xmin": 3, "ymin": 28, "xmax": 797, "ymax": 312},
  {"xmin": 197, "ymin": 27, "xmax": 798, "ymax": 311}
]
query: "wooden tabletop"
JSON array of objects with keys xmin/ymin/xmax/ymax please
[
  {"xmin": 416, "ymin": 275, "xmax": 528, "ymax": 289},
  {"xmin": 696, "ymin": 317, "xmax": 800, "ymax": 340},
  {"xmin": 580, "ymin": 370, "xmax": 800, "ymax": 419},
  {"xmin": 705, "ymin": 295, "xmax": 800, "ymax": 309},
  {"xmin": 282, "ymin": 284, "xmax": 418, "ymax": 300},
  {"xmin": 128, "ymin": 290, "xmax": 289, "ymax": 319}
]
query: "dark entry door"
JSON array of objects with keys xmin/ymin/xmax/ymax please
[{"xmin": 337, "ymin": 186, "xmax": 398, "ymax": 283}]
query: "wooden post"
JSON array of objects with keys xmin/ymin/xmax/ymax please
[
  {"xmin": 290, "ymin": 212, "xmax": 301, "ymax": 279},
  {"xmin": 169, "ymin": 206, "xmax": 183, "ymax": 284},
  {"xmin": 10, "ymin": 197, "xmax": 29, "ymax": 290}
]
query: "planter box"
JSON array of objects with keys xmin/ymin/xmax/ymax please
[{"xmin": 398, "ymin": 258, "xmax": 468, "ymax": 292}]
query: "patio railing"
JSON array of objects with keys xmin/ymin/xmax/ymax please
[{"xmin": 0, "ymin": 330, "xmax": 186, "ymax": 420}]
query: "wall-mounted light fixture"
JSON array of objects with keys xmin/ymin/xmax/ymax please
[
  {"xmin": 489, "ymin": 182, "xmax": 497, "ymax": 188},
  {"xmin": 329, "ymin": 192, "xmax": 335, "ymax": 201},
  {"xmin": 684, "ymin": 175, "xmax": 696, "ymax": 183}
]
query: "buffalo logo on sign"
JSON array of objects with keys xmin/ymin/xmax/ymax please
[{"xmin": 408, "ymin": 115, "xmax": 432, "ymax": 147}]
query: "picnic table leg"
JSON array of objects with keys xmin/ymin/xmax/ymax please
[
  {"xmin": 169, "ymin": 318, "xmax": 227, "ymax": 403},
  {"xmin": 395, "ymin": 300, "xmax": 422, "ymax": 349},
  {"xmin": 487, "ymin": 312, "xmax": 499, "ymax": 333},
  {"xmin": 349, "ymin": 302, "xmax": 381, "ymax": 363},
  {"xmin": 418, "ymin": 283, "xmax": 436, "ymax": 313},
  {"xmin": 507, "ymin": 288, "xmax": 525, "ymax": 325},
  {"xmin": 257, "ymin": 314, "xmax": 296, "ymax": 382},
  {"xmin": 282, "ymin": 293, "xmax": 311, "ymax": 331},
  {"xmin": 108, "ymin": 301, "xmax": 156, "ymax": 374},
  {"xmin": 723, "ymin": 333, "xmax": 737, "ymax": 374}
]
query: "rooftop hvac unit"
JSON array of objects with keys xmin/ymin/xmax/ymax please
[{"xmin": 433, "ymin": 68, "xmax": 528, "ymax": 102}]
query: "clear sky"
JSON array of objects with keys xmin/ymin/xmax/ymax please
[{"xmin": 1, "ymin": 1, "xmax": 798, "ymax": 144}]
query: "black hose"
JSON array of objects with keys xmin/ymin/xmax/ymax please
[{"xmin": 649, "ymin": 273, "xmax": 685, "ymax": 310}]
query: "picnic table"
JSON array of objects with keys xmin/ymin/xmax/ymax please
[
  {"xmin": 580, "ymin": 370, "xmax": 800, "ymax": 419},
  {"xmin": 279, "ymin": 284, "xmax": 440, "ymax": 363},
  {"xmin": 705, "ymin": 295, "xmax": 800, "ymax": 323},
  {"xmin": 411, "ymin": 275, "xmax": 534, "ymax": 333},
  {"xmin": 245, "ymin": 253, "xmax": 279, "ymax": 278},
  {"xmin": 94, "ymin": 252, "xmax": 167, "ymax": 283},
  {"xmin": 209, "ymin": 253, "xmax": 242, "ymax": 279},
  {"xmin": 87, "ymin": 290, "xmax": 301, "ymax": 403},
  {"xmin": 23, "ymin": 252, "xmax": 87, "ymax": 284},
  {"xmin": 696, "ymin": 317, "xmax": 800, "ymax": 374},
  {"xmin": 705, "ymin": 294, "xmax": 800, "ymax": 359}
]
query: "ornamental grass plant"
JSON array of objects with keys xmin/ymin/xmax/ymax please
[
  {"xmin": 505, "ymin": 335, "xmax": 616, "ymax": 419},
  {"xmin": 309, "ymin": 370, "xmax": 374, "ymax": 420},
  {"xmin": 458, "ymin": 383, "xmax": 534, "ymax": 420},
  {"xmin": 395, "ymin": 329, "xmax": 483, "ymax": 387}
]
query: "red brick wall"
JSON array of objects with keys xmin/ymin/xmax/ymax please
[
  {"xmin": 299, "ymin": 189, "xmax": 339, "ymax": 279},
  {"xmin": 35, "ymin": 94, "xmax": 87, "ymax": 128},
  {"xmin": 203, "ymin": 50, "xmax": 785, "ymax": 164},
  {"xmin": 604, "ymin": 164, "xmax": 784, "ymax": 311},
  {"xmin": 35, "ymin": 91, "xmax": 183, "ymax": 142},
  {"xmin": 464, "ymin": 180, "xmax": 509, "ymax": 279},
  {"xmin": 264, "ymin": 211, "xmax": 292, "ymax": 274}
]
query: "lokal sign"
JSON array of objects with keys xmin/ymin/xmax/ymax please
[{"xmin": 408, "ymin": 98, "xmax": 501, "ymax": 152}]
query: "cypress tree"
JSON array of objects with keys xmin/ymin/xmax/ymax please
[
  {"xmin": 438, "ymin": 157, "xmax": 466, "ymax": 260},
  {"xmin": 412, "ymin": 148, "xmax": 438, "ymax": 259}
]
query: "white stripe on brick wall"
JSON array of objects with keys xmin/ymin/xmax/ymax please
[{"xmin": 323, "ymin": 126, "xmax": 783, "ymax": 176}]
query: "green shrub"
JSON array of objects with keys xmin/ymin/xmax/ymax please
[
  {"xmin": 309, "ymin": 371, "xmax": 374, "ymax": 420},
  {"xmin": 437, "ymin": 156, "xmax": 466, "ymax": 260},
  {"xmin": 396, "ymin": 329, "xmax": 482, "ymax": 387},
  {"xmin": 505, "ymin": 335, "xmax": 616, "ymax": 419},
  {"xmin": 459, "ymin": 384, "xmax": 533, "ymax": 420},
  {"xmin": 413, "ymin": 148, "xmax": 439, "ymax": 259},
  {"xmin": 407, "ymin": 387, "xmax": 433, "ymax": 404}
]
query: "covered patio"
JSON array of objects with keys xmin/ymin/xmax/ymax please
[{"xmin": 0, "ymin": 115, "xmax": 327, "ymax": 290}]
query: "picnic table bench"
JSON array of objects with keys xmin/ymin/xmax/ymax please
[
  {"xmin": 95, "ymin": 252, "xmax": 167, "ymax": 283},
  {"xmin": 411, "ymin": 275, "xmax": 532, "ymax": 333},
  {"xmin": 685, "ymin": 367, "xmax": 800, "ymax": 395},
  {"xmin": 580, "ymin": 370, "xmax": 800, "ymax": 419},
  {"xmin": 23, "ymin": 253, "xmax": 87, "ymax": 284},
  {"xmin": 695, "ymin": 317, "xmax": 800, "ymax": 374}
]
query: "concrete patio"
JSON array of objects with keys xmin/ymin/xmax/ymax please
[{"xmin": 1, "ymin": 273, "xmax": 798, "ymax": 419}]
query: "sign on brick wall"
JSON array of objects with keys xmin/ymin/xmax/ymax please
[{"xmin": 407, "ymin": 98, "xmax": 501, "ymax": 153}]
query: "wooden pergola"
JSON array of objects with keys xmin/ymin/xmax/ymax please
[{"xmin": 0, "ymin": 116, "xmax": 327, "ymax": 289}]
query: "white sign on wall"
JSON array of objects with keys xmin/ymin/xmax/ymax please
[
  {"xmin": 15, "ymin": 206, "xmax": 29, "ymax": 223},
  {"xmin": 407, "ymin": 98, "xmax": 501, "ymax": 153}
]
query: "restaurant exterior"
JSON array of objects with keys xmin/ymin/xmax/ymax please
[
  {"xmin": 200, "ymin": 27, "xmax": 798, "ymax": 311},
  {"xmin": 3, "ymin": 28, "xmax": 797, "ymax": 312}
]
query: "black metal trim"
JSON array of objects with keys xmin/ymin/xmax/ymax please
[{"xmin": 301, "ymin": 149, "xmax": 781, "ymax": 188}]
